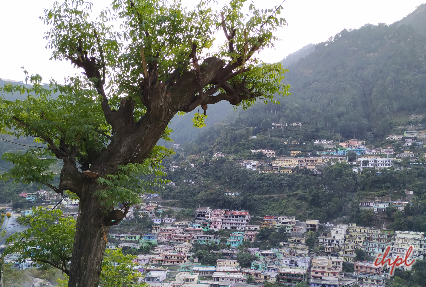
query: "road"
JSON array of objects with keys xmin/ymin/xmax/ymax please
[{"xmin": 0, "ymin": 212, "xmax": 28, "ymax": 245}]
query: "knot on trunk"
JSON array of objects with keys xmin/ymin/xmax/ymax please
[{"xmin": 103, "ymin": 209, "xmax": 125, "ymax": 226}]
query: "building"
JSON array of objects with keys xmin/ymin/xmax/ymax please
[
  {"xmin": 210, "ymin": 209, "xmax": 225, "ymax": 231},
  {"xmin": 318, "ymin": 225, "xmax": 347, "ymax": 254},
  {"xmin": 212, "ymin": 272, "xmax": 245, "ymax": 283},
  {"xmin": 222, "ymin": 210, "xmax": 250, "ymax": 230},
  {"xmin": 145, "ymin": 270, "xmax": 168, "ymax": 283},
  {"xmin": 306, "ymin": 220, "xmax": 319, "ymax": 232},
  {"xmin": 150, "ymin": 252, "xmax": 188, "ymax": 265},
  {"xmin": 357, "ymin": 157, "xmax": 393, "ymax": 170},
  {"xmin": 227, "ymin": 232, "xmax": 245, "ymax": 248},
  {"xmin": 216, "ymin": 259, "xmax": 239, "ymax": 268},
  {"xmin": 174, "ymin": 272, "xmax": 199, "ymax": 284},
  {"xmin": 389, "ymin": 231, "xmax": 425, "ymax": 271},
  {"xmin": 310, "ymin": 257, "xmax": 343, "ymax": 279},
  {"xmin": 354, "ymin": 261, "xmax": 383, "ymax": 275},
  {"xmin": 191, "ymin": 266, "xmax": 216, "ymax": 277},
  {"xmin": 276, "ymin": 268, "xmax": 306, "ymax": 284}
]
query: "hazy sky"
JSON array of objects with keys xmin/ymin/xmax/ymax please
[{"xmin": 0, "ymin": 0, "xmax": 424, "ymax": 83}]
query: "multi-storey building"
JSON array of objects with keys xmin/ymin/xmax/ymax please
[
  {"xmin": 212, "ymin": 272, "xmax": 245, "ymax": 283},
  {"xmin": 310, "ymin": 257, "xmax": 343, "ymax": 279},
  {"xmin": 356, "ymin": 274, "xmax": 386, "ymax": 287},
  {"xmin": 210, "ymin": 209, "xmax": 225, "ymax": 231},
  {"xmin": 306, "ymin": 220, "xmax": 319, "ymax": 232},
  {"xmin": 222, "ymin": 210, "xmax": 250, "ymax": 230},
  {"xmin": 363, "ymin": 229, "xmax": 392, "ymax": 257},
  {"xmin": 216, "ymin": 259, "xmax": 239, "ymax": 268},
  {"xmin": 276, "ymin": 268, "xmax": 306, "ymax": 284},
  {"xmin": 354, "ymin": 261, "xmax": 383, "ymax": 275},
  {"xmin": 389, "ymin": 231, "xmax": 425, "ymax": 271},
  {"xmin": 194, "ymin": 207, "xmax": 211, "ymax": 225},
  {"xmin": 150, "ymin": 252, "xmax": 188, "ymax": 265},
  {"xmin": 318, "ymin": 225, "xmax": 347, "ymax": 254},
  {"xmin": 227, "ymin": 232, "xmax": 245, "ymax": 248}
]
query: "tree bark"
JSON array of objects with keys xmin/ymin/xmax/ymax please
[{"xmin": 68, "ymin": 183, "xmax": 110, "ymax": 287}]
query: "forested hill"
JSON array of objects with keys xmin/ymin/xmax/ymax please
[
  {"xmin": 280, "ymin": 21, "xmax": 426, "ymax": 139},
  {"xmin": 396, "ymin": 3, "xmax": 426, "ymax": 36},
  {"xmin": 184, "ymin": 5, "xmax": 426, "ymax": 151}
]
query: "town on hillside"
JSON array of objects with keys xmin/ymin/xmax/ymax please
[{"xmin": 4, "ymin": 192, "xmax": 425, "ymax": 287}]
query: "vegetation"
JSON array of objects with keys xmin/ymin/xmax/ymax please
[
  {"xmin": 6, "ymin": 208, "xmax": 146, "ymax": 286},
  {"xmin": 0, "ymin": 0, "xmax": 290, "ymax": 284},
  {"xmin": 163, "ymin": 159, "xmax": 426, "ymax": 231},
  {"xmin": 386, "ymin": 259, "xmax": 426, "ymax": 287}
]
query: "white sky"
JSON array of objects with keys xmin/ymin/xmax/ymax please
[{"xmin": 0, "ymin": 0, "xmax": 424, "ymax": 83}]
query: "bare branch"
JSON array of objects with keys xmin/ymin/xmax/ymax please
[{"xmin": 35, "ymin": 258, "xmax": 70, "ymax": 275}]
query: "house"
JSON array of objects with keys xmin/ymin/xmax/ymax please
[
  {"xmin": 357, "ymin": 157, "xmax": 393, "ymax": 169},
  {"xmin": 354, "ymin": 261, "xmax": 383, "ymax": 275},
  {"xmin": 241, "ymin": 160, "xmax": 258, "ymax": 170},
  {"xmin": 221, "ymin": 210, "xmax": 250, "ymax": 230},
  {"xmin": 244, "ymin": 231, "xmax": 258, "ymax": 242},
  {"xmin": 251, "ymin": 149, "xmax": 276, "ymax": 157},
  {"xmin": 135, "ymin": 254, "xmax": 152, "ymax": 265},
  {"xmin": 191, "ymin": 266, "xmax": 216, "ymax": 277},
  {"xmin": 141, "ymin": 234, "xmax": 158, "ymax": 244},
  {"xmin": 276, "ymin": 268, "xmax": 306, "ymax": 284},
  {"xmin": 226, "ymin": 231, "xmax": 244, "ymax": 248},
  {"xmin": 355, "ymin": 274, "xmax": 386, "ymax": 287},
  {"xmin": 404, "ymin": 131, "xmax": 418, "ymax": 137},
  {"xmin": 271, "ymin": 123, "xmax": 283, "ymax": 129},
  {"xmin": 150, "ymin": 252, "xmax": 188, "ymax": 265},
  {"xmin": 174, "ymin": 242, "xmax": 192, "ymax": 253},
  {"xmin": 318, "ymin": 225, "xmax": 347, "ymax": 253},
  {"xmin": 290, "ymin": 151, "xmax": 302, "ymax": 157},
  {"xmin": 209, "ymin": 209, "xmax": 225, "ymax": 231},
  {"xmin": 306, "ymin": 220, "xmax": 319, "ymax": 232},
  {"xmin": 21, "ymin": 210, "xmax": 33, "ymax": 216},
  {"xmin": 174, "ymin": 272, "xmax": 199, "ymax": 284},
  {"xmin": 163, "ymin": 218, "xmax": 176, "ymax": 224},
  {"xmin": 310, "ymin": 257, "xmax": 343, "ymax": 279},
  {"xmin": 390, "ymin": 231, "xmax": 426, "ymax": 270},
  {"xmin": 216, "ymin": 259, "xmax": 239, "ymax": 268},
  {"xmin": 280, "ymin": 257, "xmax": 310, "ymax": 269},
  {"xmin": 193, "ymin": 234, "xmax": 218, "ymax": 244},
  {"xmin": 242, "ymin": 269, "xmax": 275, "ymax": 283},
  {"xmin": 25, "ymin": 193, "xmax": 37, "ymax": 202},
  {"xmin": 310, "ymin": 277, "xmax": 356, "ymax": 287},
  {"xmin": 145, "ymin": 270, "xmax": 167, "ymax": 283},
  {"xmin": 212, "ymin": 272, "xmax": 245, "ymax": 283}
]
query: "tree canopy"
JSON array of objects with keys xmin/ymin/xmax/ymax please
[{"xmin": 0, "ymin": 0, "xmax": 289, "ymax": 285}]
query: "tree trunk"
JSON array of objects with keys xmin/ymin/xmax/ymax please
[{"xmin": 68, "ymin": 184, "xmax": 110, "ymax": 287}]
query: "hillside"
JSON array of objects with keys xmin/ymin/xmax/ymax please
[
  {"xmin": 280, "ymin": 22, "xmax": 426, "ymax": 139},
  {"xmin": 158, "ymin": 6, "xmax": 426, "ymax": 232},
  {"xmin": 182, "ymin": 5, "xmax": 426, "ymax": 155},
  {"xmin": 396, "ymin": 3, "xmax": 426, "ymax": 36}
]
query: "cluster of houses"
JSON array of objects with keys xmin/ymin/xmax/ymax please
[
  {"xmin": 103, "ymin": 204, "xmax": 426, "ymax": 287},
  {"xmin": 240, "ymin": 135, "xmax": 426, "ymax": 174},
  {"xmin": 18, "ymin": 189, "xmax": 61, "ymax": 203}
]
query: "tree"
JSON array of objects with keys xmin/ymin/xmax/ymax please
[
  {"xmin": 354, "ymin": 248, "xmax": 373, "ymax": 262},
  {"xmin": 347, "ymin": 150, "xmax": 357, "ymax": 162},
  {"xmin": 0, "ymin": 0, "xmax": 288, "ymax": 285},
  {"xmin": 305, "ymin": 231, "xmax": 317, "ymax": 250},
  {"xmin": 236, "ymin": 252, "xmax": 257, "ymax": 268},
  {"xmin": 6, "ymin": 208, "xmax": 143, "ymax": 286},
  {"xmin": 5, "ymin": 207, "xmax": 75, "ymax": 275}
]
